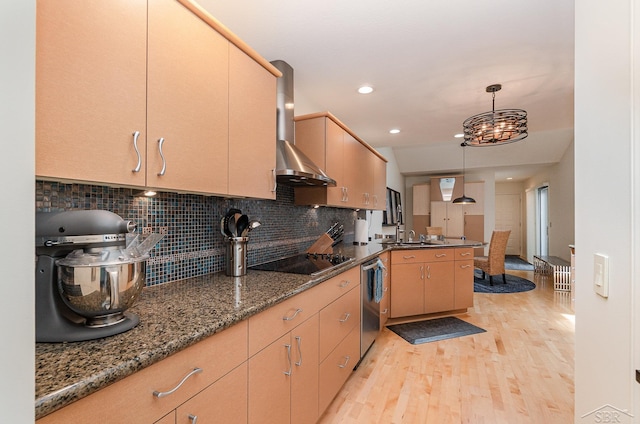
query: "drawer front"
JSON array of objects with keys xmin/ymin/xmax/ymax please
[
  {"xmin": 248, "ymin": 266, "xmax": 359, "ymax": 356},
  {"xmin": 318, "ymin": 325, "xmax": 360, "ymax": 413},
  {"xmin": 455, "ymin": 247, "xmax": 474, "ymax": 261},
  {"xmin": 38, "ymin": 321, "xmax": 248, "ymax": 424},
  {"xmin": 391, "ymin": 249, "xmax": 430, "ymax": 264},
  {"xmin": 420, "ymin": 248, "xmax": 454, "ymax": 262},
  {"xmin": 319, "ymin": 285, "xmax": 360, "ymax": 361}
]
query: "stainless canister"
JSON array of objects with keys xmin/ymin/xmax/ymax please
[{"xmin": 226, "ymin": 237, "xmax": 249, "ymax": 276}]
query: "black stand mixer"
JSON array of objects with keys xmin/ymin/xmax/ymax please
[{"xmin": 35, "ymin": 210, "xmax": 160, "ymax": 342}]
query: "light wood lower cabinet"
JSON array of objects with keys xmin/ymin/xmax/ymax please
[
  {"xmin": 37, "ymin": 321, "xmax": 248, "ymax": 424},
  {"xmin": 176, "ymin": 363, "xmax": 248, "ymax": 424},
  {"xmin": 248, "ymin": 315, "xmax": 319, "ymax": 424},
  {"xmin": 379, "ymin": 252, "xmax": 390, "ymax": 329},
  {"xmin": 319, "ymin": 325, "xmax": 360, "ymax": 413},
  {"xmin": 389, "ymin": 248, "xmax": 474, "ymax": 318}
]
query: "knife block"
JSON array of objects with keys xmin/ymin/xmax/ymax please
[{"xmin": 306, "ymin": 233, "xmax": 334, "ymax": 254}]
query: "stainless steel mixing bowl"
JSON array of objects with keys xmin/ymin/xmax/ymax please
[{"xmin": 56, "ymin": 260, "xmax": 146, "ymax": 327}]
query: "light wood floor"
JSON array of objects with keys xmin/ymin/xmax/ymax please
[{"xmin": 318, "ymin": 271, "xmax": 575, "ymax": 424}]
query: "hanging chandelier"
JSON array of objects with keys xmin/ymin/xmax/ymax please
[{"xmin": 462, "ymin": 84, "xmax": 527, "ymax": 146}]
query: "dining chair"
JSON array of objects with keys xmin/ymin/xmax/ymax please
[{"xmin": 474, "ymin": 230, "xmax": 511, "ymax": 285}]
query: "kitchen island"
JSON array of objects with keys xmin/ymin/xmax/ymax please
[{"xmin": 35, "ymin": 240, "xmax": 481, "ymax": 421}]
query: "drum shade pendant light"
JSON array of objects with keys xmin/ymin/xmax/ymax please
[
  {"xmin": 452, "ymin": 143, "xmax": 476, "ymax": 204},
  {"xmin": 463, "ymin": 84, "xmax": 527, "ymax": 146}
]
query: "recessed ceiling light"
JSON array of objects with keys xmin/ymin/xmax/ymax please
[
  {"xmin": 358, "ymin": 85, "xmax": 374, "ymax": 94},
  {"xmin": 454, "ymin": 133, "xmax": 464, "ymax": 138},
  {"xmin": 389, "ymin": 129, "xmax": 400, "ymax": 134}
]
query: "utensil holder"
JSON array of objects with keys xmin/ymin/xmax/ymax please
[{"xmin": 226, "ymin": 237, "xmax": 249, "ymax": 276}]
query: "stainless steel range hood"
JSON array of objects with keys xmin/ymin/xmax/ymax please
[{"xmin": 271, "ymin": 60, "xmax": 336, "ymax": 187}]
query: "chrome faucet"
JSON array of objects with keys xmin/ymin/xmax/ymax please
[
  {"xmin": 395, "ymin": 205, "xmax": 404, "ymax": 243},
  {"xmin": 408, "ymin": 230, "xmax": 416, "ymax": 242}
]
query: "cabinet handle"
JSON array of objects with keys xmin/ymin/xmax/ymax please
[
  {"xmin": 282, "ymin": 308, "xmax": 303, "ymax": 321},
  {"xmin": 157, "ymin": 137, "xmax": 167, "ymax": 176},
  {"xmin": 271, "ymin": 168, "xmax": 277, "ymax": 192},
  {"xmin": 131, "ymin": 131, "xmax": 141, "ymax": 173},
  {"xmin": 435, "ymin": 253, "xmax": 447, "ymax": 258},
  {"xmin": 460, "ymin": 264, "xmax": 472, "ymax": 269},
  {"xmin": 339, "ymin": 279, "xmax": 351, "ymax": 288},
  {"xmin": 188, "ymin": 414, "xmax": 198, "ymax": 424},
  {"xmin": 284, "ymin": 344, "xmax": 292, "ymax": 376},
  {"xmin": 381, "ymin": 308, "xmax": 388, "ymax": 315},
  {"xmin": 152, "ymin": 367, "xmax": 202, "ymax": 398},
  {"xmin": 373, "ymin": 194, "xmax": 378, "ymax": 207},
  {"xmin": 460, "ymin": 252, "xmax": 471, "ymax": 256},
  {"xmin": 338, "ymin": 312, "xmax": 351, "ymax": 323},
  {"xmin": 295, "ymin": 335, "xmax": 303, "ymax": 366},
  {"xmin": 426, "ymin": 265, "xmax": 431, "ymax": 279},
  {"xmin": 402, "ymin": 255, "xmax": 416, "ymax": 260},
  {"xmin": 420, "ymin": 265, "xmax": 424, "ymax": 280},
  {"xmin": 338, "ymin": 355, "xmax": 351, "ymax": 369}
]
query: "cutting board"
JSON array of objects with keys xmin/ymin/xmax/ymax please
[{"xmin": 306, "ymin": 233, "xmax": 334, "ymax": 254}]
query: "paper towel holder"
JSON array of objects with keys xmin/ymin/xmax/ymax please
[{"xmin": 354, "ymin": 218, "xmax": 368, "ymax": 245}]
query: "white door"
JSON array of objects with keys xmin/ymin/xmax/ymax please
[{"xmin": 496, "ymin": 194, "xmax": 521, "ymax": 255}]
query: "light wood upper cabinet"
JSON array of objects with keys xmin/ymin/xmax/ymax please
[
  {"xmin": 431, "ymin": 201, "xmax": 465, "ymax": 238},
  {"xmin": 294, "ymin": 112, "xmax": 387, "ymax": 210},
  {"xmin": 36, "ymin": 0, "xmax": 148, "ymax": 186},
  {"xmin": 228, "ymin": 44, "xmax": 277, "ymax": 199},
  {"xmin": 36, "ymin": 0, "xmax": 279, "ymax": 199},
  {"xmin": 146, "ymin": 0, "xmax": 229, "ymax": 194}
]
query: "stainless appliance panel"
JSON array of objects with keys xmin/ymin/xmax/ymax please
[{"xmin": 360, "ymin": 258, "xmax": 381, "ymax": 360}]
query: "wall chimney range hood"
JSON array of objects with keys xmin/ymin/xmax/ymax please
[{"xmin": 271, "ymin": 60, "xmax": 336, "ymax": 187}]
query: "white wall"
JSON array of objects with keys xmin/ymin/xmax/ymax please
[
  {"xmin": 575, "ymin": 0, "xmax": 639, "ymax": 422},
  {"xmin": 1, "ymin": 0, "xmax": 35, "ymax": 420},
  {"xmin": 524, "ymin": 141, "xmax": 575, "ymax": 262}
]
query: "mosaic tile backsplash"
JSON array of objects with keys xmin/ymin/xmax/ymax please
[{"xmin": 35, "ymin": 181, "xmax": 357, "ymax": 286}]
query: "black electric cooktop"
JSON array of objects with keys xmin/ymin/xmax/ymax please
[{"xmin": 250, "ymin": 253, "xmax": 354, "ymax": 276}]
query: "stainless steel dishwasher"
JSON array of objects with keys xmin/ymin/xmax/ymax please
[{"xmin": 360, "ymin": 258, "xmax": 381, "ymax": 361}]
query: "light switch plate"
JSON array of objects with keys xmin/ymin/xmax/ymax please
[{"xmin": 594, "ymin": 253, "xmax": 609, "ymax": 298}]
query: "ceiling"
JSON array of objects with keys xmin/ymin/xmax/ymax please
[{"xmin": 199, "ymin": 0, "xmax": 575, "ymax": 182}]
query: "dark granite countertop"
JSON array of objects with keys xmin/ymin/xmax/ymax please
[{"xmin": 35, "ymin": 241, "xmax": 480, "ymax": 419}]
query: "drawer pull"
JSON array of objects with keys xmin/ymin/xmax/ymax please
[
  {"xmin": 460, "ymin": 264, "xmax": 472, "ymax": 269},
  {"xmin": 338, "ymin": 355, "xmax": 351, "ymax": 369},
  {"xmin": 284, "ymin": 344, "xmax": 293, "ymax": 376},
  {"xmin": 420, "ymin": 265, "xmax": 424, "ymax": 280},
  {"xmin": 338, "ymin": 312, "xmax": 351, "ymax": 323},
  {"xmin": 339, "ymin": 279, "xmax": 351, "ymax": 288},
  {"xmin": 402, "ymin": 255, "xmax": 416, "ymax": 259},
  {"xmin": 426, "ymin": 265, "xmax": 431, "ymax": 279},
  {"xmin": 460, "ymin": 252, "xmax": 471, "ymax": 256},
  {"xmin": 271, "ymin": 168, "xmax": 277, "ymax": 193},
  {"xmin": 381, "ymin": 308, "xmax": 388, "ymax": 315},
  {"xmin": 295, "ymin": 336, "xmax": 303, "ymax": 366},
  {"xmin": 283, "ymin": 308, "xmax": 303, "ymax": 321},
  {"xmin": 153, "ymin": 367, "xmax": 202, "ymax": 398},
  {"xmin": 188, "ymin": 414, "xmax": 198, "ymax": 424},
  {"xmin": 435, "ymin": 253, "xmax": 447, "ymax": 258},
  {"xmin": 157, "ymin": 137, "xmax": 167, "ymax": 176},
  {"xmin": 131, "ymin": 131, "xmax": 141, "ymax": 173}
]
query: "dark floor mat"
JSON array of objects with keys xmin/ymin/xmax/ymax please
[
  {"xmin": 387, "ymin": 316, "xmax": 486, "ymax": 345},
  {"xmin": 474, "ymin": 270, "xmax": 536, "ymax": 293},
  {"xmin": 505, "ymin": 255, "xmax": 534, "ymax": 271}
]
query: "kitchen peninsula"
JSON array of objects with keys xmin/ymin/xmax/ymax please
[{"xmin": 36, "ymin": 240, "xmax": 482, "ymax": 423}]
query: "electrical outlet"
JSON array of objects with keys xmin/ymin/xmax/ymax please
[{"xmin": 142, "ymin": 226, "xmax": 152, "ymax": 234}]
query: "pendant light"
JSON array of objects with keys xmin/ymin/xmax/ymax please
[
  {"xmin": 462, "ymin": 84, "xmax": 527, "ymax": 146},
  {"xmin": 452, "ymin": 142, "xmax": 476, "ymax": 204}
]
